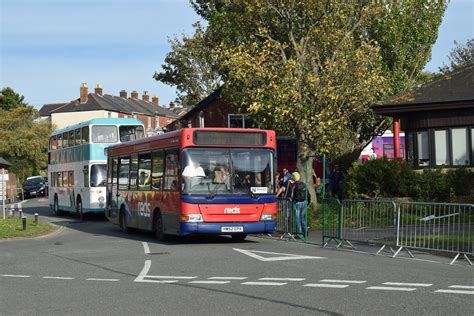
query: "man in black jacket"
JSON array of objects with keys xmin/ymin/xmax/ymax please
[{"xmin": 289, "ymin": 172, "xmax": 310, "ymax": 236}]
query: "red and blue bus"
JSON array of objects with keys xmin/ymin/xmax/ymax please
[{"xmin": 105, "ymin": 128, "xmax": 277, "ymax": 241}]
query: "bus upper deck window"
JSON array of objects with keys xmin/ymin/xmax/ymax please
[
  {"xmin": 63, "ymin": 132, "xmax": 69, "ymax": 148},
  {"xmin": 119, "ymin": 125, "xmax": 145, "ymax": 142},
  {"xmin": 92, "ymin": 125, "xmax": 118, "ymax": 143},
  {"xmin": 75, "ymin": 129, "xmax": 81, "ymax": 146},
  {"xmin": 82, "ymin": 126, "xmax": 89, "ymax": 144}
]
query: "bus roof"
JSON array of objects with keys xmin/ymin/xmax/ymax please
[
  {"xmin": 51, "ymin": 118, "xmax": 143, "ymax": 136},
  {"xmin": 108, "ymin": 128, "xmax": 276, "ymax": 156}
]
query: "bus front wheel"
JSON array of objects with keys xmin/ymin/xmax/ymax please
[{"xmin": 154, "ymin": 211, "xmax": 168, "ymax": 242}]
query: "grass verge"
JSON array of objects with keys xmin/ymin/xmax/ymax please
[{"xmin": 0, "ymin": 217, "xmax": 54, "ymax": 239}]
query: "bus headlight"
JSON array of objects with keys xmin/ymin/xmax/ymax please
[
  {"xmin": 260, "ymin": 214, "xmax": 276, "ymax": 221},
  {"xmin": 180, "ymin": 214, "xmax": 203, "ymax": 222}
]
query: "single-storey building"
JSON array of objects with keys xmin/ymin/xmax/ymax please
[{"xmin": 372, "ymin": 64, "xmax": 474, "ymax": 168}]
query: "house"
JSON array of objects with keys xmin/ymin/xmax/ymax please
[
  {"xmin": 166, "ymin": 87, "xmax": 253, "ymax": 131},
  {"xmin": 372, "ymin": 64, "xmax": 474, "ymax": 168},
  {"xmin": 40, "ymin": 83, "xmax": 178, "ymax": 135}
]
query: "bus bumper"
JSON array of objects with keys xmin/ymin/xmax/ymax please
[{"xmin": 179, "ymin": 221, "xmax": 276, "ymax": 235}]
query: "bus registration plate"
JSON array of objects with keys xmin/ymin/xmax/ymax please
[{"xmin": 221, "ymin": 226, "xmax": 243, "ymax": 232}]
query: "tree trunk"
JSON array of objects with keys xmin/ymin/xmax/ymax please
[{"xmin": 296, "ymin": 141, "xmax": 317, "ymax": 208}]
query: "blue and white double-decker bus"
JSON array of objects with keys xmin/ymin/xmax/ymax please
[{"xmin": 48, "ymin": 118, "xmax": 145, "ymax": 219}]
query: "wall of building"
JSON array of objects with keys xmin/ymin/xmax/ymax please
[{"xmin": 51, "ymin": 110, "xmax": 111, "ymax": 129}]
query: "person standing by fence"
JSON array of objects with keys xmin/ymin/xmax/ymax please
[{"xmin": 289, "ymin": 172, "xmax": 310, "ymax": 237}]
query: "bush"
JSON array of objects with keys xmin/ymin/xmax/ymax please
[
  {"xmin": 344, "ymin": 157, "xmax": 415, "ymax": 199},
  {"xmin": 344, "ymin": 159, "xmax": 474, "ymax": 202}
]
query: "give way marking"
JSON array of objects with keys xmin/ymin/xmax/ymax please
[{"xmin": 233, "ymin": 248, "xmax": 326, "ymax": 262}]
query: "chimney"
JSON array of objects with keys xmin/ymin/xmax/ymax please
[
  {"xmin": 152, "ymin": 94, "xmax": 159, "ymax": 106},
  {"xmin": 142, "ymin": 91, "xmax": 150, "ymax": 102},
  {"xmin": 94, "ymin": 84, "xmax": 103, "ymax": 96},
  {"xmin": 80, "ymin": 83, "xmax": 88, "ymax": 103},
  {"xmin": 131, "ymin": 90, "xmax": 139, "ymax": 99},
  {"xmin": 169, "ymin": 102, "xmax": 175, "ymax": 109},
  {"xmin": 119, "ymin": 90, "xmax": 127, "ymax": 98}
]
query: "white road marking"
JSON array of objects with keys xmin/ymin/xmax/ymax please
[
  {"xmin": 142, "ymin": 242, "xmax": 150, "ymax": 254},
  {"xmin": 208, "ymin": 277, "xmax": 248, "ymax": 280},
  {"xmin": 448, "ymin": 285, "xmax": 474, "ymax": 289},
  {"xmin": 145, "ymin": 275, "xmax": 197, "ymax": 279},
  {"xmin": 241, "ymin": 281, "xmax": 287, "ymax": 286},
  {"xmin": 86, "ymin": 278, "xmax": 120, "ymax": 282},
  {"xmin": 435, "ymin": 289, "xmax": 474, "ymax": 295},
  {"xmin": 259, "ymin": 278, "xmax": 305, "ymax": 281},
  {"xmin": 319, "ymin": 279, "xmax": 366, "ymax": 284},
  {"xmin": 134, "ymin": 260, "xmax": 152, "ymax": 282},
  {"xmin": 233, "ymin": 248, "xmax": 326, "ymax": 262},
  {"xmin": 304, "ymin": 284, "xmax": 349, "ymax": 288},
  {"xmin": 367, "ymin": 286, "xmax": 416, "ymax": 291},
  {"xmin": 383, "ymin": 282, "xmax": 432, "ymax": 287},
  {"xmin": 1, "ymin": 274, "xmax": 31, "ymax": 278},
  {"xmin": 189, "ymin": 280, "xmax": 230, "ymax": 284},
  {"xmin": 43, "ymin": 276, "xmax": 74, "ymax": 280},
  {"xmin": 137, "ymin": 279, "xmax": 179, "ymax": 284}
]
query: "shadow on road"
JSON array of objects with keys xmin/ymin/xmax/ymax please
[{"xmin": 16, "ymin": 198, "xmax": 258, "ymax": 246}]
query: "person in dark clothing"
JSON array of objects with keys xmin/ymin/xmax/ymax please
[{"xmin": 289, "ymin": 172, "xmax": 310, "ymax": 236}]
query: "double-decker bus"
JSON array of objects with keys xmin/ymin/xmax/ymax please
[
  {"xmin": 48, "ymin": 118, "xmax": 144, "ymax": 219},
  {"xmin": 105, "ymin": 128, "xmax": 277, "ymax": 241}
]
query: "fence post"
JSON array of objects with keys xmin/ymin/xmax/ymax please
[
  {"xmin": 22, "ymin": 216, "xmax": 27, "ymax": 230},
  {"xmin": 19, "ymin": 210, "xmax": 23, "ymax": 219},
  {"xmin": 396, "ymin": 203, "xmax": 401, "ymax": 247},
  {"xmin": 34, "ymin": 213, "xmax": 38, "ymax": 225}
]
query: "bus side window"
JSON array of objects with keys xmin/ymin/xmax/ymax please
[
  {"xmin": 83, "ymin": 165, "xmax": 89, "ymax": 188},
  {"xmin": 75, "ymin": 129, "xmax": 81, "ymax": 146},
  {"xmin": 62, "ymin": 171, "xmax": 69, "ymax": 187},
  {"xmin": 164, "ymin": 150, "xmax": 179, "ymax": 191},
  {"xmin": 69, "ymin": 131, "xmax": 74, "ymax": 147},
  {"xmin": 81, "ymin": 126, "xmax": 89, "ymax": 144},
  {"xmin": 151, "ymin": 151, "xmax": 163, "ymax": 190},
  {"xmin": 138, "ymin": 153, "xmax": 151, "ymax": 190},
  {"xmin": 112, "ymin": 158, "xmax": 118, "ymax": 186},
  {"xmin": 129, "ymin": 154, "xmax": 138, "ymax": 190},
  {"xmin": 57, "ymin": 172, "xmax": 62, "ymax": 187},
  {"xmin": 58, "ymin": 135, "xmax": 62, "ymax": 149},
  {"xmin": 63, "ymin": 132, "xmax": 69, "ymax": 148},
  {"xmin": 68, "ymin": 171, "xmax": 74, "ymax": 186},
  {"xmin": 118, "ymin": 157, "xmax": 130, "ymax": 190}
]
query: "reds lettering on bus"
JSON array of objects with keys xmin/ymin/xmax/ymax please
[
  {"xmin": 224, "ymin": 207, "xmax": 240, "ymax": 214},
  {"xmin": 138, "ymin": 201, "xmax": 151, "ymax": 217}
]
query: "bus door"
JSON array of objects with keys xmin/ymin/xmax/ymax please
[{"xmin": 108, "ymin": 157, "xmax": 119, "ymax": 223}]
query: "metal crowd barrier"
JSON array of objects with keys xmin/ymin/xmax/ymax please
[
  {"xmin": 276, "ymin": 197, "xmax": 299, "ymax": 240},
  {"xmin": 322, "ymin": 198, "xmax": 341, "ymax": 246},
  {"xmin": 396, "ymin": 202, "xmax": 473, "ymax": 264},
  {"xmin": 322, "ymin": 199, "xmax": 473, "ymax": 265},
  {"xmin": 340, "ymin": 200, "xmax": 397, "ymax": 253}
]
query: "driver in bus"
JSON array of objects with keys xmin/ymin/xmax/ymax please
[{"xmin": 182, "ymin": 160, "xmax": 206, "ymax": 189}]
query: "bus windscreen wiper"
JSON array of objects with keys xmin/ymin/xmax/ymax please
[{"xmin": 207, "ymin": 182, "xmax": 223, "ymax": 199}]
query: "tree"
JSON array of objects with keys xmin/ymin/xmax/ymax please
[
  {"xmin": 0, "ymin": 105, "xmax": 52, "ymax": 183},
  {"xmin": 0, "ymin": 87, "xmax": 29, "ymax": 111},
  {"xmin": 440, "ymin": 38, "xmax": 474, "ymax": 74},
  {"xmin": 153, "ymin": 22, "xmax": 222, "ymax": 105},
  {"xmin": 188, "ymin": 0, "xmax": 446, "ymax": 204}
]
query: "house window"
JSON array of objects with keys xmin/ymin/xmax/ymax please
[
  {"xmin": 147, "ymin": 117, "xmax": 152, "ymax": 129},
  {"xmin": 434, "ymin": 129, "xmax": 449, "ymax": 166},
  {"xmin": 406, "ymin": 132, "xmax": 414, "ymax": 165},
  {"xmin": 451, "ymin": 128, "xmax": 469, "ymax": 166},
  {"xmin": 155, "ymin": 117, "xmax": 160, "ymax": 128},
  {"xmin": 416, "ymin": 131, "xmax": 430, "ymax": 167},
  {"xmin": 228, "ymin": 114, "xmax": 244, "ymax": 128},
  {"xmin": 199, "ymin": 111, "xmax": 205, "ymax": 128}
]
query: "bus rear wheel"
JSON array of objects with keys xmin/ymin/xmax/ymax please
[
  {"xmin": 119, "ymin": 209, "xmax": 129, "ymax": 234},
  {"xmin": 53, "ymin": 195, "xmax": 61, "ymax": 216},
  {"xmin": 231, "ymin": 234, "xmax": 247, "ymax": 241},
  {"xmin": 76, "ymin": 198, "xmax": 84, "ymax": 221},
  {"xmin": 154, "ymin": 211, "xmax": 168, "ymax": 242}
]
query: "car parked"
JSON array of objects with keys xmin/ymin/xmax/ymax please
[{"xmin": 23, "ymin": 176, "xmax": 48, "ymax": 199}]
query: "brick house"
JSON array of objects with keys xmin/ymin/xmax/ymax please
[{"xmin": 40, "ymin": 83, "xmax": 178, "ymax": 135}]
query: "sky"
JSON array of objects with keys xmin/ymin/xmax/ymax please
[{"xmin": 1, "ymin": 0, "xmax": 473, "ymax": 110}]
